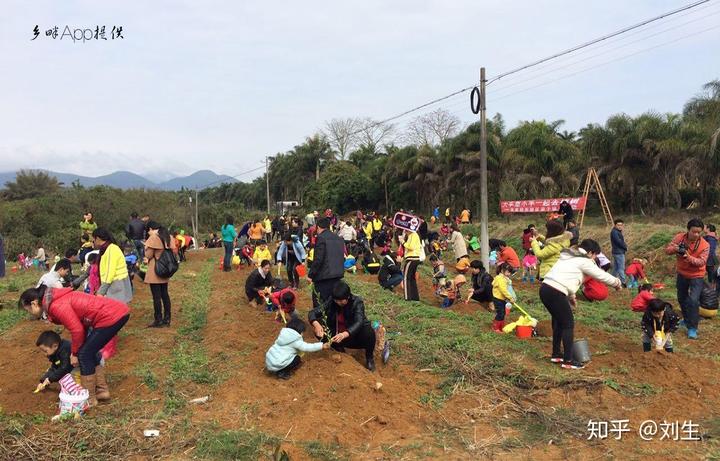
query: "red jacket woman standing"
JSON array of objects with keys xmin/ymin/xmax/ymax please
[{"xmin": 19, "ymin": 286, "xmax": 130, "ymax": 406}]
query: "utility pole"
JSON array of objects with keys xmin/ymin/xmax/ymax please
[
  {"xmin": 479, "ymin": 67, "xmax": 489, "ymax": 269},
  {"xmin": 194, "ymin": 188, "xmax": 199, "ymax": 247},
  {"xmin": 265, "ymin": 156, "xmax": 271, "ymax": 215}
]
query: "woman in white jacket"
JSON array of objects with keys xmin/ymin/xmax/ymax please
[
  {"xmin": 266, "ymin": 318, "xmax": 330, "ymax": 379},
  {"xmin": 539, "ymin": 239, "xmax": 621, "ymax": 370}
]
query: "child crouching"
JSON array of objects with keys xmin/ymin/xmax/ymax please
[
  {"xmin": 641, "ymin": 299, "xmax": 679, "ymax": 353},
  {"xmin": 266, "ymin": 318, "xmax": 330, "ymax": 379},
  {"xmin": 35, "ymin": 331, "xmax": 73, "ymax": 393}
]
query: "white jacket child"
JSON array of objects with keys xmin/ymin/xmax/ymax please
[
  {"xmin": 265, "ymin": 327, "xmax": 323, "ymax": 372},
  {"xmin": 543, "ymin": 248, "xmax": 621, "ymax": 296}
]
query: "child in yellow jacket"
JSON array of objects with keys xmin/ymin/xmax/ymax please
[
  {"xmin": 253, "ymin": 241, "xmax": 272, "ymax": 267},
  {"xmin": 491, "ymin": 263, "xmax": 516, "ymax": 332}
]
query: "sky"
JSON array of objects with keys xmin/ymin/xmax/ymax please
[{"xmin": 1, "ymin": 0, "xmax": 718, "ymax": 181}]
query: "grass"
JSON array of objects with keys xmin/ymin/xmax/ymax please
[
  {"xmin": 134, "ymin": 362, "xmax": 159, "ymax": 391},
  {"xmin": 195, "ymin": 427, "xmax": 280, "ymax": 460},
  {"xmin": 0, "ymin": 308, "xmax": 27, "ymax": 335},
  {"xmin": 162, "ymin": 261, "xmax": 215, "ymax": 411},
  {"xmin": 302, "ymin": 440, "xmax": 346, "ymax": 461}
]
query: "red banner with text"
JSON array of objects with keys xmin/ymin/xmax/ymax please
[{"xmin": 500, "ymin": 197, "xmax": 587, "ymax": 214}]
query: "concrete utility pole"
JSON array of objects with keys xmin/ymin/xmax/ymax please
[
  {"xmin": 479, "ymin": 67, "xmax": 489, "ymax": 269},
  {"xmin": 265, "ymin": 156, "xmax": 270, "ymax": 215},
  {"xmin": 194, "ymin": 188, "xmax": 199, "ymax": 246}
]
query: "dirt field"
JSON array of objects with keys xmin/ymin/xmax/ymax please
[{"xmin": 2, "ymin": 218, "xmax": 720, "ymax": 460}]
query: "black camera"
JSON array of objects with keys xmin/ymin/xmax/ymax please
[{"xmin": 677, "ymin": 242, "xmax": 687, "ymax": 256}]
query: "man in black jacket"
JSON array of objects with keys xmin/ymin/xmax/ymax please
[
  {"xmin": 125, "ymin": 212, "xmax": 146, "ymax": 259},
  {"xmin": 35, "ymin": 331, "xmax": 74, "ymax": 391},
  {"xmin": 559, "ymin": 201, "xmax": 574, "ymax": 229},
  {"xmin": 308, "ymin": 217, "xmax": 345, "ymax": 307},
  {"xmin": 308, "ymin": 282, "xmax": 377, "ymax": 371},
  {"xmin": 245, "ymin": 260, "xmax": 274, "ymax": 307}
]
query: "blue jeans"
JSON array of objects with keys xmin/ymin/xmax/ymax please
[
  {"xmin": 676, "ymin": 275, "xmax": 703, "ymax": 330},
  {"xmin": 223, "ymin": 241, "xmax": 234, "ymax": 271},
  {"xmin": 381, "ymin": 273, "xmax": 403, "ymax": 290},
  {"xmin": 612, "ymin": 253, "xmax": 626, "ymax": 284}
]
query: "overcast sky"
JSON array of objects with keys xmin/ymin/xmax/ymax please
[{"xmin": 1, "ymin": 0, "xmax": 718, "ymax": 181}]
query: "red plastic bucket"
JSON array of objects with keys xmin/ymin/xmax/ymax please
[
  {"xmin": 515, "ymin": 325, "xmax": 533, "ymax": 339},
  {"xmin": 295, "ymin": 264, "xmax": 307, "ymax": 278}
]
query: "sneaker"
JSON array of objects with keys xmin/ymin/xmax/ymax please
[
  {"xmin": 561, "ymin": 361, "xmax": 585, "ymax": 370},
  {"xmin": 550, "ymin": 357, "xmax": 563, "ymax": 363},
  {"xmin": 382, "ymin": 340, "xmax": 391, "ymax": 364},
  {"xmin": 688, "ymin": 328, "xmax": 698, "ymax": 340},
  {"xmin": 366, "ymin": 357, "xmax": 376, "ymax": 372}
]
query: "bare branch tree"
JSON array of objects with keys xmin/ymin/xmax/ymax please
[
  {"xmin": 323, "ymin": 118, "xmax": 362, "ymax": 160},
  {"xmin": 403, "ymin": 108, "xmax": 461, "ymax": 146},
  {"xmin": 357, "ymin": 117, "xmax": 396, "ymax": 152}
]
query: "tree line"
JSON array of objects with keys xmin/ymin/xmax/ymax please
[{"xmin": 201, "ymin": 79, "xmax": 720, "ymax": 216}]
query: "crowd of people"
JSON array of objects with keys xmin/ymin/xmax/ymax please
[
  {"xmin": 18, "ymin": 211, "xmax": 188, "ymax": 408},
  {"xmin": 12, "ymin": 202, "xmax": 719, "ymax": 410}
]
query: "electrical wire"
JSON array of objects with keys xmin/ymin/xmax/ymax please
[
  {"xmin": 483, "ymin": 0, "xmax": 719, "ymax": 89},
  {"xmin": 487, "ymin": 0, "xmax": 712, "ymax": 84},
  {"xmin": 486, "ymin": 23, "xmax": 720, "ymax": 105},
  {"xmin": 488, "ymin": 6, "xmax": 720, "ymax": 96},
  {"xmin": 201, "ymin": 164, "xmax": 267, "ymax": 189}
]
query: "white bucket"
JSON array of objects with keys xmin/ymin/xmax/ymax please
[{"xmin": 58, "ymin": 390, "xmax": 89, "ymax": 416}]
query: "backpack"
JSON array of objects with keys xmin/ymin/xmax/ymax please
[{"xmin": 155, "ymin": 248, "xmax": 179, "ymax": 279}]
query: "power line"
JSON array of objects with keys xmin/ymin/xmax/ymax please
[
  {"xmin": 487, "ymin": 0, "xmax": 712, "ymax": 84},
  {"xmin": 201, "ymin": 164, "xmax": 267, "ymax": 189},
  {"xmin": 484, "ymin": 0, "xmax": 719, "ymax": 89},
  {"xmin": 356, "ymin": 0, "xmax": 717, "ymax": 135},
  {"xmin": 486, "ymin": 23, "xmax": 720, "ymax": 105},
  {"xmin": 488, "ymin": 8, "xmax": 720, "ymax": 98}
]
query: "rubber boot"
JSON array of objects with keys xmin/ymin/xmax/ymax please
[
  {"xmin": 492, "ymin": 320, "xmax": 503, "ymax": 333},
  {"xmin": 642, "ymin": 342, "xmax": 651, "ymax": 352},
  {"xmin": 95, "ymin": 366, "xmax": 111, "ymax": 401},
  {"xmin": 80, "ymin": 374, "xmax": 98, "ymax": 407}
]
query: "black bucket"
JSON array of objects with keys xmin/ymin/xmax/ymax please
[{"xmin": 572, "ymin": 338, "xmax": 591, "ymax": 363}]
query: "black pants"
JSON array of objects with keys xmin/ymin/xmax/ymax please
[
  {"xmin": 708, "ymin": 265, "xmax": 716, "ymax": 285},
  {"xmin": 78, "ymin": 314, "xmax": 130, "ymax": 375},
  {"xmin": 286, "ymin": 254, "xmax": 299, "ymax": 288},
  {"xmin": 150, "ymin": 283, "xmax": 171, "ymax": 322},
  {"xmin": 319, "ymin": 324, "xmax": 376, "ymax": 360},
  {"xmin": 277, "ymin": 356, "xmax": 301, "ymax": 377},
  {"xmin": 403, "ymin": 258, "xmax": 420, "ymax": 301},
  {"xmin": 313, "ymin": 277, "xmax": 342, "ymax": 307},
  {"xmin": 539, "ymin": 284, "xmax": 574, "ymax": 362}
]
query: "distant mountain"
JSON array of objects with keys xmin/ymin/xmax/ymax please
[
  {"xmin": 158, "ymin": 170, "xmax": 238, "ymax": 190},
  {"xmin": 0, "ymin": 169, "xmax": 237, "ymax": 191}
]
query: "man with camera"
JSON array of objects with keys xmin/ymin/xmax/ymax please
[{"xmin": 665, "ymin": 218, "xmax": 710, "ymax": 340}]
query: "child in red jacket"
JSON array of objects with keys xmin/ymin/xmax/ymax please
[
  {"xmin": 270, "ymin": 287, "xmax": 298, "ymax": 323},
  {"xmin": 625, "ymin": 258, "xmax": 647, "ymax": 289},
  {"xmin": 631, "ymin": 284, "xmax": 655, "ymax": 312}
]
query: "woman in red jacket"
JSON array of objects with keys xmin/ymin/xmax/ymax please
[{"xmin": 19, "ymin": 286, "xmax": 130, "ymax": 406}]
